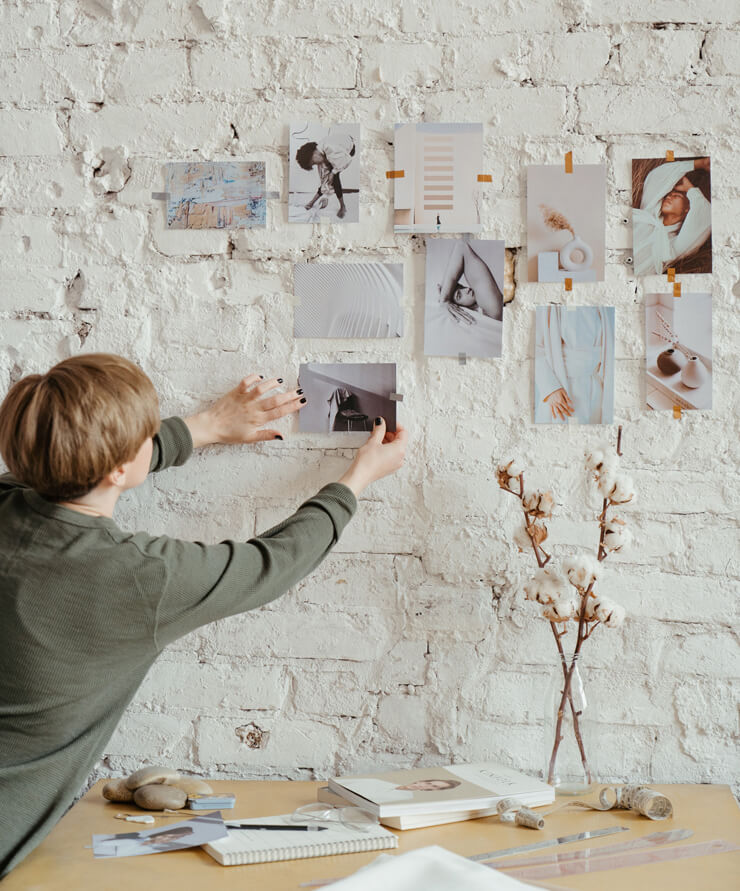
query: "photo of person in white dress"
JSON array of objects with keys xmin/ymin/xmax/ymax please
[
  {"xmin": 632, "ymin": 157, "xmax": 711, "ymax": 276},
  {"xmin": 534, "ymin": 306, "xmax": 615, "ymax": 425}
]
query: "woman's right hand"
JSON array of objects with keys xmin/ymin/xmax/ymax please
[
  {"xmin": 544, "ymin": 387, "xmax": 574, "ymax": 421},
  {"xmin": 338, "ymin": 418, "xmax": 408, "ymax": 496}
]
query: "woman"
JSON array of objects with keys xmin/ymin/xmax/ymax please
[
  {"xmin": 535, "ymin": 306, "xmax": 615, "ymax": 425},
  {"xmin": 633, "ymin": 157, "xmax": 711, "ymax": 276},
  {"xmin": 437, "ymin": 240, "xmax": 504, "ymax": 324}
]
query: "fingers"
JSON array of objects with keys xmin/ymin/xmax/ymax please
[
  {"xmin": 250, "ymin": 429, "xmax": 284, "ymax": 443},
  {"xmin": 238, "ymin": 374, "xmax": 264, "ymax": 393},
  {"xmin": 369, "ymin": 416, "xmax": 386, "ymax": 443},
  {"xmin": 258, "ymin": 389, "xmax": 304, "ymax": 413}
]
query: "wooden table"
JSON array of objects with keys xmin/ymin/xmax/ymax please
[{"xmin": 5, "ymin": 781, "xmax": 739, "ymax": 890}]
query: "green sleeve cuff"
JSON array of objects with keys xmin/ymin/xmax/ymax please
[{"xmin": 149, "ymin": 417, "xmax": 194, "ymax": 473}]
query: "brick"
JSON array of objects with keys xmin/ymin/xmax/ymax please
[
  {"xmin": 426, "ymin": 87, "xmax": 568, "ymax": 138},
  {"xmin": 617, "ymin": 28, "xmax": 703, "ymax": 82},
  {"xmin": 105, "ymin": 45, "xmax": 190, "ymax": 102},
  {"xmin": 0, "ymin": 110, "xmax": 62, "ymax": 156},
  {"xmin": 0, "ymin": 3, "xmax": 59, "ymax": 52},
  {"xmin": 704, "ymin": 30, "xmax": 740, "ymax": 77},
  {"xmin": 361, "ymin": 41, "xmax": 444, "ymax": 89}
]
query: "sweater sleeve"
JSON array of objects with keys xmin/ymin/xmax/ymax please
[
  {"xmin": 149, "ymin": 417, "xmax": 193, "ymax": 473},
  {"xmin": 149, "ymin": 482, "xmax": 357, "ymax": 649}
]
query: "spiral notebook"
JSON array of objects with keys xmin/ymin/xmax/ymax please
[{"xmin": 201, "ymin": 813, "xmax": 398, "ymax": 866}]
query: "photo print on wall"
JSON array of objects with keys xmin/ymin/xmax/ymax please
[
  {"xmin": 298, "ymin": 363, "xmax": 397, "ymax": 433},
  {"xmin": 632, "ymin": 156, "xmax": 712, "ymax": 276},
  {"xmin": 534, "ymin": 306, "xmax": 615, "ymax": 425},
  {"xmin": 165, "ymin": 162, "xmax": 266, "ymax": 229},
  {"xmin": 393, "ymin": 123, "xmax": 483, "ymax": 233},
  {"xmin": 289, "ymin": 122, "xmax": 360, "ymax": 223},
  {"xmin": 294, "ymin": 262, "xmax": 403, "ymax": 338},
  {"xmin": 645, "ymin": 292, "xmax": 712, "ymax": 411},
  {"xmin": 424, "ymin": 238, "xmax": 505, "ymax": 358},
  {"xmin": 526, "ymin": 164, "xmax": 606, "ymax": 283}
]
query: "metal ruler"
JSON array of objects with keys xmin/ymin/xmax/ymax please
[{"xmin": 468, "ymin": 825, "xmax": 629, "ymax": 861}]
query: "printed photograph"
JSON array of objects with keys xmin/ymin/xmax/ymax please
[
  {"xmin": 165, "ymin": 162, "xmax": 266, "ymax": 229},
  {"xmin": 526, "ymin": 164, "xmax": 606, "ymax": 283},
  {"xmin": 393, "ymin": 123, "xmax": 483, "ymax": 234},
  {"xmin": 289, "ymin": 122, "xmax": 360, "ymax": 223},
  {"xmin": 534, "ymin": 306, "xmax": 615, "ymax": 425},
  {"xmin": 298, "ymin": 363, "xmax": 397, "ymax": 433},
  {"xmin": 294, "ymin": 262, "xmax": 403, "ymax": 338},
  {"xmin": 92, "ymin": 812, "xmax": 226, "ymax": 859},
  {"xmin": 645, "ymin": 292, "xmax": 712, "ymax": 411},
  {"xmin": 424, "ymin": 238, "xmax": 505, "ymax": 358},
  {"xmin": 632, "ymin": 156, "xmax": 712, "ymax": 276}
]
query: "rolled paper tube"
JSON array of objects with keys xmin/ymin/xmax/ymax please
[
  {"xmin": 615, "ymin": 786, "xmax": 674, "ymax": 820},
  {"xmin": 515, "ymin": 808, "xmax": 545, "ymax": 830},
  {"xmin": 497, "ymin": 797, "xmax": 524, "ymax": 816}
]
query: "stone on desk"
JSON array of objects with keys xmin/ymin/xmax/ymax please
[
  {"xmin": 133, "ymin": 784, "xmax": 187, "ymax": 811},
  {"xmin": 102, "ymin": 778, "xmax": 134, "ymax": 803},
  {"xmin": 125, "ymin": 765, "xmax": 181, "ymax": 791}
]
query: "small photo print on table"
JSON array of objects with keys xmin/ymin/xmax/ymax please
[
  {"xmin": 526, "ymin": 164, "xmax": 606, "ymax": 283},
  {"xmin": 393, "ymin": 123, "xmax": 483, "ymax": 233},
  {"xmin": 645, "ymin": 292, "xmax": 712, "ymax": 412},
  {"xmin": 534, "ymin": 306, "xmax": 615, "ymax": 425},
  {"xmin": 632, "ymin": 156, "xmax": 712, "ymax": 276},
  {"xmin": 92, "ymin": 812, "xmax": 226, "ymax": 859},
  {"xmin": 165, "ymin": 162, "xmax": 266, "ymax": 229},
  {"xmin": 298, "ymin": 363, "xmax": 397, "ymax": 433},
  {"xmin": 289, "ymin": 122, "xmax": 360, "ymax": 223},
  {"xmin": 424, "ymin": 238, "xmax": 504, "ymax": 358},
  {"xmin": 294, "ymin": 262, "xmax": 403, "ymax": 338}
]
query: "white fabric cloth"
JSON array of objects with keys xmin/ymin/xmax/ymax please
[
  {"xmin": 535, "ymin": 306, "xmax": 614, "ymax": 425},
  {"xmin": 633, "ymin": 160, "xmax": 711, "ymax": 275},
  {"xmin": 327, "ymin": 845, "xmax": 540, "ymax": 890},
  {"xmin": 424, "ymin": 301, "xmax": 503, "ymax": 358}
]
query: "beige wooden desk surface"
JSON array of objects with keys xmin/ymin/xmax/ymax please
[{"xmin": 5, "ymin": 781, "xmax": 739, "ymax": 890}]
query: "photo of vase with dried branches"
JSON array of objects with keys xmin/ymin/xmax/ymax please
[{"xmin": 496, "ymin": 426, "xmax": 635, "ymax": 792}]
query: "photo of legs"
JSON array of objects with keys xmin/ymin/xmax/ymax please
[
  {"xmin": 645, "ymin": 292, "xmax": 712, "ymax": 411},
  {"xmin": 393, "ymin": 123, "xmax": 483, "ymax": 233},
  {"xmin": 294, "ymin": 262, "xmax": 403, "ymax": 338},
  {"xmin": 632, "ymin": 157, "xmax": 712, "ymax": 276},
  {"xmin": 424, "ymin": 238, "xmax": 504, "ymax": 358},
  {"xmin": 526, "ymin": 164, "xmax": 606, "ymax": 282},
  {"xmin": 298, "ymin": 363, "xmax": 397, "ymax": 433},
  {"xmin": 165, "ymin": 162, "xmax": 266, "ymax": 229},
  {"xmin": 534, "ymin": 306, "xmax": 615, "ymax": 425},
  {"xmin": 289, "ymin": 122, "xmax": 360, "ymax": 223}
]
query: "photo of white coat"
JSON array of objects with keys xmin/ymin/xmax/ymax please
[
  {"xmin": 294, "ymin": 262, "xmax": 403, "ymax": 338},
  {"xmin": 534, "ymin": 306, "xmax": 615, "ymax": 425},
  {"xmin": 632, "ymin": 157, "xmax": 712, "ymax": 276},
  {"xmin": 424, "ymin": 239, "xmax": 504, "ymax": 358},
  {"xmin": 289, "ymin": 122, "xmax": 360, "ymax": 223}
]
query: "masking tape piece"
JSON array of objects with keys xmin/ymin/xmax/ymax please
[
  {"xmin": 389, "ymin": 393, "xmax": 404, "ymax": 402},
  {"xmin": 564, "ymin": 151, "xmax": 573, "ymax": 173},
  {"xmin": 667, "ymin": 267, "xmax": 676, "ymax": 281},
  {"xmin": 458, "ymin": 352, "xmax": 467, "ymax": 365},
  {"xmin": 564, "ymin": 278, "xmax": 573, "ymax": 291},
  {"xmin": 151, "ymin": 192, "xmax": 169, "ymax": 200},
  {"xmin": 666, "ymin": 150, "xmax": 675, "ymax": 161},
  {"xmin": 673, "ymin": 405, "xmax": 682, "ymax": 419},
  {"xmin": 673, "ymin": 282, "xmax": 682, "ymax": 297},
  {"xmin": 477, "ymin": 174, "xmax": 492, "ymax": 182},
  {"xmin": 386, "ymin": 170, "xmax": 405, "ymax": 179}
]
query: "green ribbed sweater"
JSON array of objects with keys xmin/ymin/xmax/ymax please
[{"xmin": 0, "ymin": 418, "xmax": 357, "ymax": 876}]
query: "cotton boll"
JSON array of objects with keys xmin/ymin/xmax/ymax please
[
  {"xmin": 513, "ymin": 525, "xmax": 532, "ymax": 552},
  {"xmin": 583, "ymin": 595, "xmax": 598, "ymax": 621},
  {"xmin": 597, "ymin": 469, "xmax": 618, "ymax": 498},
  {"xmin": 594, "ymin": 597, "xmax": 626, "ymax": 628},
  {"xmin": 603, "ymin": 517, "xmax": 633, "ymax": 553},
  {"xmin": 563, "ymin": 554, "xmax": 601, "ymax": 590},
  {"xmin": 523, "ymin": 567, "xmax": 568, "ymax": 604},
  {"xmin": 585, "ymin": 446, "xmax": 617, "ymax": 480},
  {"xmin": 605, "ymin": 474, "xmax": 636, "ymax": 505},
  {"xmin": 543, "ymin": 596, "xmax": 578, "ymax": 622},
  {"xmin": 522, "ymin": 489, "xmax": 555, "ymax": 518},
  {"xmin": 496, "ymin": 459, "xmax": 525, "ymax": 490}
]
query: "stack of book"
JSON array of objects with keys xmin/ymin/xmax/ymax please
[{"xmin": 319, "ymin": 761, "xmax": 554, "ymax": 830}]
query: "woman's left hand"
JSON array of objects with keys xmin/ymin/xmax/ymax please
[{"xmin": 184, "ymin": 376, "xmax": 306, "ymax": 447}]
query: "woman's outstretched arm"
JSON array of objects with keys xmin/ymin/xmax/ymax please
[
  {"xmin": 437, "ymin": 240, "xmax": 466, "ymax": 302},
  {"xmin": 459, "ymin": 242, "xmax": 504, "ymax": 321}
]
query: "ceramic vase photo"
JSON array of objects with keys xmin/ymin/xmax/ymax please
[
  {"xmin": 559, "ymin": 235, "xmax": 594, "ymax": 271},
  {"xmin": 656, "ymin": 348, "xmax": 687, "ymax": 376},
  {"xmin": 680, "ymin": 356, "xmax": 709, "ymax": 389}
]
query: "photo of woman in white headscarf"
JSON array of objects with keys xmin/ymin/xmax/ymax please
[
  {"xmin": 534, "ymin": 306, "xmax": 615, "ymax": 425},
  {"xmin": 632, "ymin": 157, "xmax": 711, "ymax": 276}
]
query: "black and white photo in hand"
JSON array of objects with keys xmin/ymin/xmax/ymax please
[
  {"xmin": 294, "ymin": 262, "xmax": 403, "ymax": 338},
  {"xmin": 298, "ymin": 363, "xmax": 397, "ymax": 433},
  {"xmin": 289, "ymin": 122, "xmax": 360, "ymax": 223},
  {"xmin": 424, "ymin": 238, "xmax": 504, "ymax": 358}
]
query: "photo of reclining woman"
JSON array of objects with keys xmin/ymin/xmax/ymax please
[{"xmin": 632, "ymin": 156, "xmax": 712, "ymax": 276}]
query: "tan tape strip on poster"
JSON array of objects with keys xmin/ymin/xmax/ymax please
[
  {"xmin": 666, "ymin": 150, "xmax": 675, "ymax": 161},
  {"xmin": 673, "ymin": 281, "xmax": 682, "ymax": 297},
  {"xmin": 667, "ymin": 267, "xmax": 676, "ymax": 281},
  {"xmin": 477, "ymin": 174, "xmax": 492, "ymax": 182},
  {"xmin": 564, "ymin": 277, "xmax": 573, "ymax": 291},
  {"xmin": 386, "ymin": 170, "xmax": 405, "ymax": 179},
  {"xmin": 564, "ymin": 151, "xmax": 573, "ymax": 173},
  {"xmin": 673, "ymin": 405, "xmax": 682, "ymax": 419}
]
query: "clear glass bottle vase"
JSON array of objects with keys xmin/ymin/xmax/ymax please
[{"xmin": 544, "ymin": 653, "xmax": 596, "ymax": 794}]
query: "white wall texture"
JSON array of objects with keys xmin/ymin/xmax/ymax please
[{"xmin": 1, "ymin": 1, "xmax": 738, "ymax": 793}]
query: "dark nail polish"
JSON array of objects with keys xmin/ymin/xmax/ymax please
[
  {"xmin": 274, "ymin": 434, "xmax": 283, "ymax": 440},
  {"xmin": 259, "ymin": 375, "xmax": 264, "ymax": 379},
  {"xmin": 297, "ymin": 388, "xmax": 304, "ymax": 395},
  {"xmin": 300, "ymin": 397, "xmax": 307, "ymax": 404},
  {"xmin": 375, "ymin": 417, "xmax": 382, "ymax": 425},
  {"xmin": 277, "ymin": 378, "xmax": 283, "ymax": 383}
]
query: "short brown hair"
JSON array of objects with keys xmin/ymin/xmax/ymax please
[{"xmin": 0, "ymin": 354, "xmax": 159, "ymax": 500}]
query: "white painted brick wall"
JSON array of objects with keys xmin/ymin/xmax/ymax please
[{"xmin": 1, "ymin": 1, "xmax": 738, "ymax": 796}]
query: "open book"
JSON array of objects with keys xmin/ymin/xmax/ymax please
[
  {"xmin": 328, "ymin": 762, "xmax": 554, "ymax": 821},
  {"xmin": 201, "ymin": 813, "xmax": 397, "ymax": 866}
]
